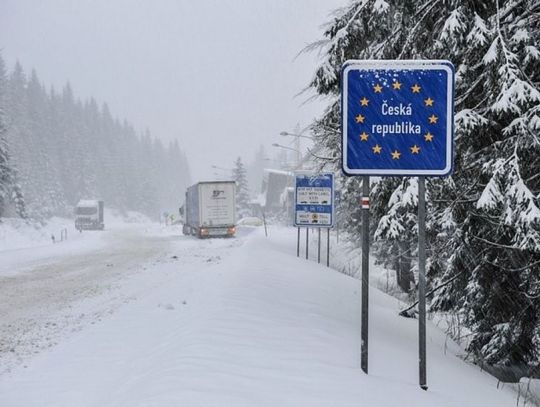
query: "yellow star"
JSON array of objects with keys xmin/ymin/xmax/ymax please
[
  {"xmin": 360, "ymin": 132, "xmax": 369, "ymax": 141},
  {"xmin": 411, "ymin": 84, "xmax": 421, "ymax": 93},
  {"xmin": 360, "ymin": 97, "xmax": 369, "ymax": 106},
  {"xmin": 391, "ymin": 150, "xmax": 401, "ymax": 160},
  {"xmin": 424, "ymin": 132, "xmax": 434, "ymax": 142},
  {"xmin": 373, "ymin": 83, "xmax": 383, "ymax": 93},
  {"xmin": 372, "ymin": 144, "xmax": 382, "ymax": 154},
  {"xmin": 424, "ymin": 97, "xmax": 434, "ymax": 107},
  {"xmin": 392, "ymin": 80, "xmax": 402, "ymax": 90},
  {"xmin": 410, "ymin": 145, "xmax": 421, "ymax": 154},
  {"xmin": 428, "ymin": 114, "xmax": 438, "ymax": 124},
  {"xmin": 355, "ymin": 114, "xmax": 365, "ymax": 124}
]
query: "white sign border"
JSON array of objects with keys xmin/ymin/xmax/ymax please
[{"xmin": 342, "ymin": 59, "xmax": 454, "ymax": 177}]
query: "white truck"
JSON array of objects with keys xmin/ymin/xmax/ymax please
[
  {"xmin": 182, "ymin": 181, "xmax": 236, "ymax": 238},
  {"xmin": 74, "ymin": 200, "xmax": 104, "ymax": 231}
]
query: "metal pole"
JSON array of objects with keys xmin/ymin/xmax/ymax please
[
  {"xmin": 295, "ymin": 135, "xmax": 301, "ymax": 168},
  {"xmin": 305, "ymin": 227, "xmax": 309, "ymax": 260},
  {"xmin": 262, "ymin": 210, "xmax": 268, "ymax": 237},
  {"xmin": 418, "ymin": 177, "xmax": 428, "ymax": 390},
  {"xmin": 297, "ymin": 227, "xmax": 300, "ymax": 257},
  {"xmin": 327, "ymin": 228, "xmax": 330, "ymax": 267},
  {"xmin": 361, "ymin": 176, "xmax": 370, "ymax": 374},
  {"xmin": 317, "ymin": 228, "xmax": 321, "ymax": 263}
]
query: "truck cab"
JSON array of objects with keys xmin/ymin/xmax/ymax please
[{"xmin": 75, "ymin": 200, "xmax": 105, "ymax": 230}]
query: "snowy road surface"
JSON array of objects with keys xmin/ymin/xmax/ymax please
[
  {"xmin": 0, "ymin": 223, "xmax": 517, "ymax": 406},
  {"xmin": 0, "ymin": 224, "xmax": 175, "ymax": 373}
]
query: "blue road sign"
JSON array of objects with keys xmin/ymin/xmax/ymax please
[
  {"xmin": 341, "ymin": 60, "xmax": 454, "ymax": 176},
  {"xmin": 294, "ymin": 173, "xmax": 334, "ymax": 228}
]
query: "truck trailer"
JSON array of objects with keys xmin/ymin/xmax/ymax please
[
  {"xmin": 74, "ymin": 200, "xmax": 104, "ymax": 230},
  {"xmin": 182, "ymin": 181, "xmax": 236, "ymax": 238}
]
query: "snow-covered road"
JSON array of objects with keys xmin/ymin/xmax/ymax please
[
  {"xmin": 0, "ymin": 223, "xmax": 518, "ymax": 406},
  {"xmin": 0, "ymin": 223, "xmax": 241, "ymax": 375}
]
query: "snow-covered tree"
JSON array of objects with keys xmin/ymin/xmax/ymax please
[
  {"xmin": 306, "ymin": 0, "xmax": 540, "ymax": 368},
  {"xmin": 375, "ymin": 178, "xmax": 418, "ymax": 292},
  {"xmin": 0, "ymin": 119, "xmax": 13, "ymax": 216},
  {"xmin": 247, "ymin": 144, "xmax": 267, "ymax": 197},
  {"xmin": 232, "ymin": 157, "xmax": 251, "ymax": 218},
  {"xmin": 0, "ymin": 54, "xmax": 26, "ymax": 218},
  {"xmin": 0, "ymin": 55, "xmax": 191, "ymax": 219}
]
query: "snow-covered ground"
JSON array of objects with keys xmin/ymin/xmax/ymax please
[
  {"xmin": 302, "ymin": 228, "xmax": 407, "ymax": 298},
  {"xmin": 0, "ymin": 222, "xmax": 519, "ymax": 406},
  {"xmin": 0, "ymin": 209, "xmax": 153, "ymax": 271},
  {"xmin": 0, "ymin": 216, "xmax": 81, "ymax": 252}
]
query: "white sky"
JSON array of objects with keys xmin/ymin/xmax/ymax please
[{"xmin": 0, "ymin": 0, "xmax": 344, "ymax": 180}]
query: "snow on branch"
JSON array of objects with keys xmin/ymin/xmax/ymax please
[{"xmin": 466, "ymin": 13, "xmax": 489, "ymax": 47}]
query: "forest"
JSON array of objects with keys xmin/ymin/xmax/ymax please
[{"xmin": 0, "ymin": 55, "xmax": 191, "ymax": 220}]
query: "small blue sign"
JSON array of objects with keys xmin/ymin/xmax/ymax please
[
  {"xmin": 341, "ymin": 60, "xmax": 454, "ymax": 176},
  {"xmin": 294, "ymin": 173, "xmax": 334, "ymax": 228}
]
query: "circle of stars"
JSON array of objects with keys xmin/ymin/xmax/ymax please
[{"xmin": 356, "ymin": 79, "xmax": 438, "ymax": 161}]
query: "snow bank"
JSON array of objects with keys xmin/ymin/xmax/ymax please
[
  {"xmin": 106, "ymin": 209, "xmax": 153, "ymax": 225},
  {"xmin": 0, "ymin": 210, "xmax": 156, "ymax": 279},
  {"xmin": 517, "ymin": 378, "xmax": 540, "ymax": 406},
  {"xmin": 0, "ymin": 217, "xmax": 73, "ymax": 252},
  {"xmin": 0, "ymin": 210, "xmax": 152, "ymax": 253},
  {"xmin": 304, "ymin": 229, "xmax": 408, "ymax": 300},
  {"xmin": 0, "ymin": 226, "xmax": 518, "ymax": 406}
]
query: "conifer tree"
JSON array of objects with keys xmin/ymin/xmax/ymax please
[
  {"xmin": 233, "ymin": 157, "xmax": 251, "ymax": 218},
  {"xmin": 306, "ymin": 0, "xmax": 540, "ymax": 368},
  {"xmin": 375, "ymin": 178, "xmax": 418, "ymax": 292},
  {"xmin": 0, "ymin": 54, "xmax": 26, "ymax": 218},
  {"xmin": 247, "ymin": 145, "xmax": 267, "ymax": 197},
  {"xmin": 0, "ymin": 56, "xmax": 191, "ymax": 220}
]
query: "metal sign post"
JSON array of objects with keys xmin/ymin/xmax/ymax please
[
  {"xmin": 318, "ymin": 228, "xmax": 321, "ymax": 263},
  {"xmin": 306, "ymin": 228, "xmax": 309, "ymax": 260},
  {"xmin": 341, "ymin": 59, "xmax": 454, "ymax": 389},
  {"xmin": 326, "ymin": 228, "xmax": 330, "ymax": 267},
  {"xmin": 297, "ymin": 227, "xmax": 300, "ymax": 257},
  {"xmin": 361, "ymin": 176, "xmax": 370, "ymax": 374},
  {"xmin": 418, "ymin": 176, "xmax": 427, "ymax": 390}
]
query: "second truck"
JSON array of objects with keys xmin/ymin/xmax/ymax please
[
  {"xmin": 74, "ymin": 199, "xmax": 105, "ymax": 230},
  {"xmin": 182, "ymin": 181, "xmax": 236, "ymax": 238}
]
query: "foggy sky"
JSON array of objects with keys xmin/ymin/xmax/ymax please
[{"xmin": 0, "ymin": 0, "xmax": 344, "ymax": 180}]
